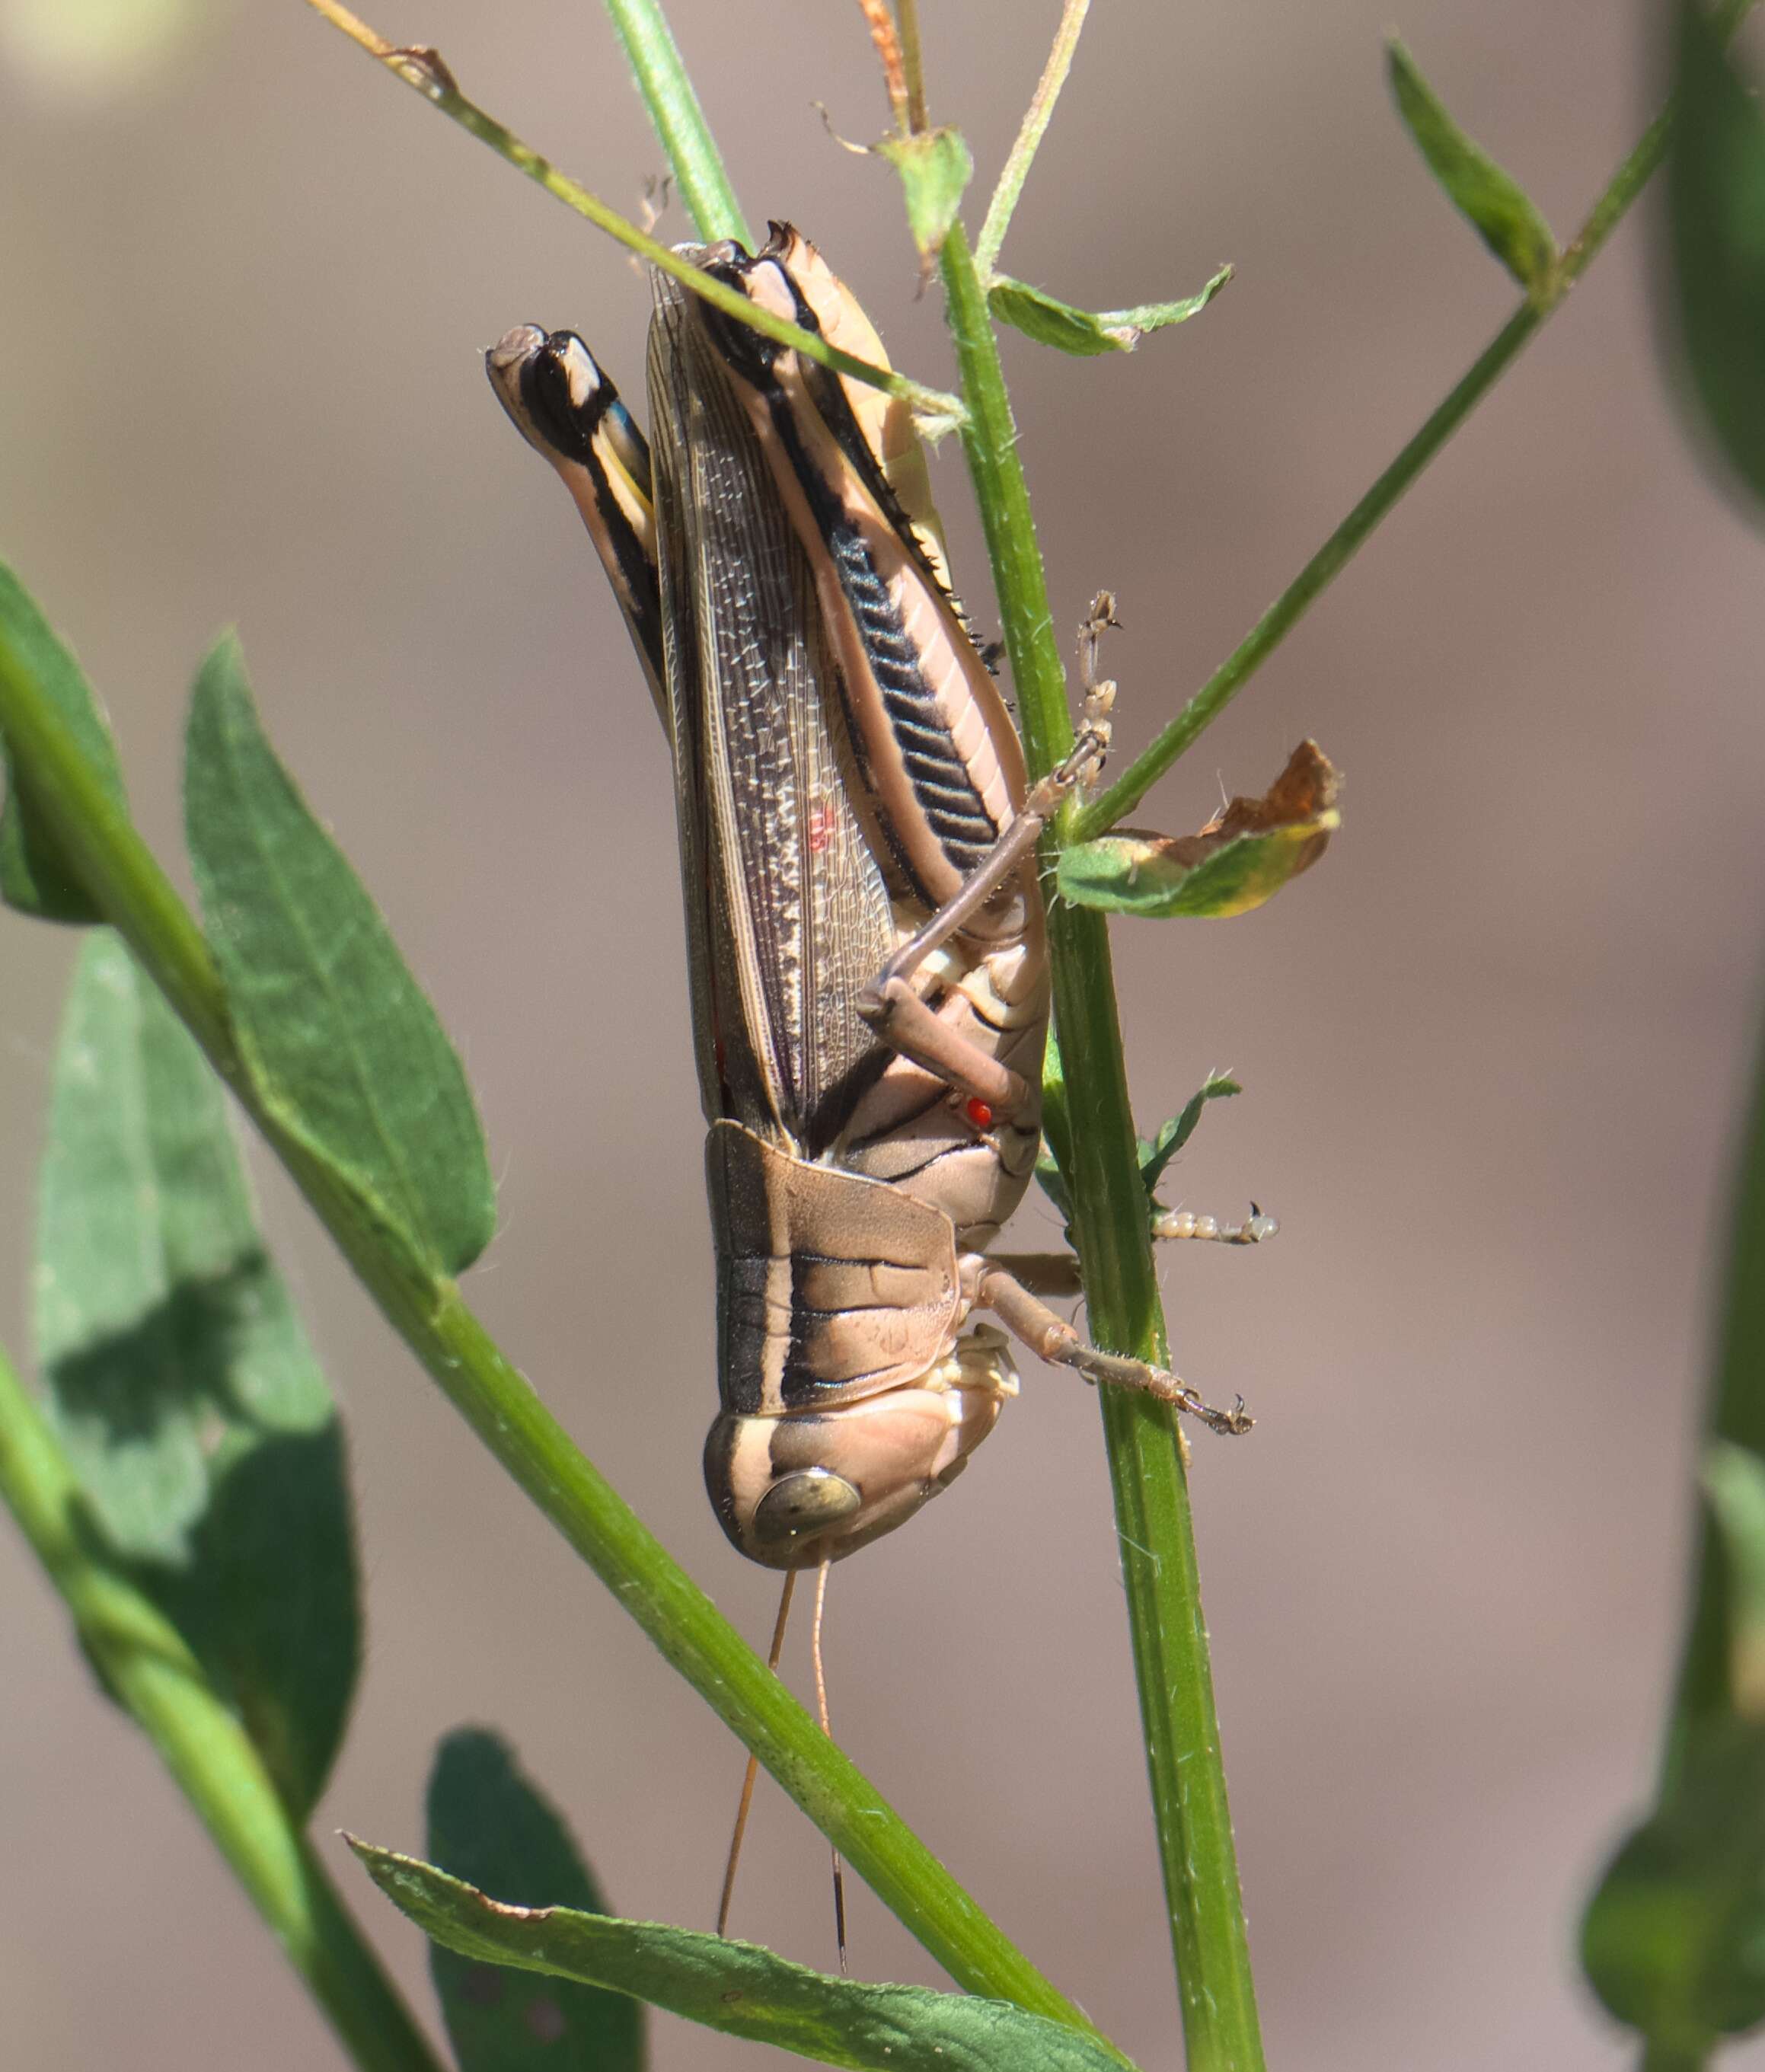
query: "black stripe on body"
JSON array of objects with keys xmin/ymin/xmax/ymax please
[{"xmin": 716, "ymin": 1252, "xmax": 774, "ymax": 1416}]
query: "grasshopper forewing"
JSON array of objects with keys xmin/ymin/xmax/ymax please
[{"xmin": 488, "ymin": 226, "xmax": 1251, "ymax": 1579}]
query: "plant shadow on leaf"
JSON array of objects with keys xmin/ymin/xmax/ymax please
[{"xmin": 37, "ymin": 935, "xmax": 360, "ymax": 1819}]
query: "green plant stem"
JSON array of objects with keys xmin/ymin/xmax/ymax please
[
  {"xmin": 0, "ymin": 1338, "xmax": 442, "ymax": 2072},
  {"xmin": 942, "ymin": 216, "xmax": 1264, "ymax": 2072},
  {"xmin": 975, "ymin": 0, "xmax": 1091, "ymax": 280},
  {"xmin": 1072, "ymin": 40, "xmax": 1738, "ymax": 844},
  {"xmin": 300, "ymin": 0, "xmax": 959, "ymax": 422},
  {"xmin": 0, "ymin": 629, "xmax": 1110, "ymax": 2054},
  {"xmin": 1662, "ymin": 1001, "xmax": 1765, "ymax": 1778},
  {"xmin": 598, "ymin": 0, "xmax": 749, "ymax": 244},
  {"xmin": 1640, "ymin": 2046, "xmax": 1706, "ymax": 2072}
]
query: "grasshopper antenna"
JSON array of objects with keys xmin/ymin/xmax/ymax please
[
  {"xmin": 812, "ymin": 1551, "xmax": 848, "ymax": 1972},
  {"xmin": 717, "ymin": 1566, "xmax": 798, "ymax": 1938}
]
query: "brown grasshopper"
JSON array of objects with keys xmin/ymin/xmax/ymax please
[
  {"xmin": 487, "ymin": 226, "xmax": 1262, "ymax": 1933},
  {"xmin": 488, "ymin": 224, "xmax": 1256, "ymax": 1569}
]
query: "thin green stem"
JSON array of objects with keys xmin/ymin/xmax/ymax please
[
  {"xmin": 941, "ymin": 216, "xmax": 1265, "ymax": 2072},
  {"xmin": 598, "ymin": 0, "xmax": 749, "ymax": 244},
  {"xmin": 1639, "ymin": 2045, "xmax": 1707, "ymax": 2072},
  {"xmin": 0, "ymin": 629, "xmax": 1112, "ymax": 2054},
  {"xmin": 1072, "ymin": 299, "xmax": 1534, "ymax": 838},
  {"xmin": 300, "ymin": 0, "xmax": 961, "ymax": 423},
  {"xmin": 938, "ymin": 221, "xmax": 1072, "ymax": 770},
  {"xmin": 975, "ymin": 0, "xmax": 1091, "ymax": 280},
  {"xmin": 1071, "ymin": 16, "xmax": 1748, "ymax": 844},
  {"xmin": 0, "ymin": 1339, "xmax": 443, "ymax": 2072}
]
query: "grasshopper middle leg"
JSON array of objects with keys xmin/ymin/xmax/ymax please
[{"xmin": 856, "ymin": 726, "xmax": 1108, "ymax": 1120}]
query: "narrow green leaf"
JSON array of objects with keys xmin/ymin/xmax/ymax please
[
  {"xmin": 184, "ymin": 634, "xmax": 496, "ymax": 1277},
  {"xmin": 1059, "ymin": 741, "xmax": 1339, "ymax": 918},
  {"xmin": 36, "ymin": 933, "xmax": 359, "ymax": 1816},
  {"xmin": 0, "ymin": 560, "xmax": 128, "ymax": 922},
  {"xmin": 1039, "ymin": 1075, "xmax": 1241, "ymax": 1232},
  {"xmin": 351, "ymin": 1841, "xmax": 1135, "ymax": 2072},
  {"xmin": 426, "ymin": 1729, "xmax": 644, "ymax": 2072},
  {"xmin": 1668, "ymin": 3, "xmax": 1765, "ymax": 507},
  {"xmin": 1386, "ymin": 37, "xmax": 1557, "ymax": 291},
  {"xmin": 875, "ymin": 126, "xmax": 972, "ymax": 265},
  {"xmin": 988, "ymin": 265, "xmax": 1233, "ymax": 357},
  {"xmin": 1138, "ymin": 1074, "xmax": 1243, "ymax": 1196}
]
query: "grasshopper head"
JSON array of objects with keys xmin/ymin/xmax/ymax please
[{"xmin": 704, "ymin": 1328, "xmax": 1018, "ymax": 1567}]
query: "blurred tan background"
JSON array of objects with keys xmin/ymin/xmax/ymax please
[{"xmin": 5, "ymin": 2, "xmax": 1765, "ymax": 2066}]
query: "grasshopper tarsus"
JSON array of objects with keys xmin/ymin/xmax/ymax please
[
  {"xmin": 1075, "ymin": 592, "xmax": 1122, "ymax": 796},
  {"xmin": 1152, "ymin": 1202, "xmax": 1280, "ymax": 1246}
]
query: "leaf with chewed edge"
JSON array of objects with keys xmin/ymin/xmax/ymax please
[
  {"xmin": 426, "ymin": 1729, "xmax": 643, "ymax": 2071},
  {"xmin": 0, "ymin": 560, "xmax": 128, "ymax": 922},
  {"xmin": 350, "ymin": 1840, "xmax": 1137, "ymax": 2072},
  {"xmin": 184, "ymin": 634, "xmax": 496, "ymax": 1278},
  {"xmin": 1058, "ymin": 741, "xmax": 1339, "ymax": 919}
]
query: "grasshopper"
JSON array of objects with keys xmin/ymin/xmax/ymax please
[{"xmin": 488, "ymin": 225, "xmax": 1255, "ymax": 1581}]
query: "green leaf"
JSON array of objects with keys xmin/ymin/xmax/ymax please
[
  {"xmin": 0, "ymin": 560, "xmax": 128, "ymax": 923},
  {"xmin": 1385, "ymin": 37, "xmax": 1557, "ymax": 292},
  {"xmin": 351, "ymin": 1840, "xmax": 1135, "ymax": 2072},
  {"xmin": 988, "ymin": 266, "xmax": 1233, "ymax": 357},
  {"xmin": 1582, "ymin": 1716, "xmax": 1765, "ymax": 2051},
  {"xmin": 1059, "ymin": 741, "xmax": 1339, "ymax": 918},
  {"xmin": 1138, "ymin": 1075, "xmax": 1243, "ymax": 1196},
  {"xmin": 1668, "ymin": 3, "xmax": 1765, "ymax": 507},
  {"xmin": 1704, "ymin": 1443, "xmax": 1765, "ymax": 1717},
  {"xmin": 184, "ymin": 634, "xmax": 496, "ymax": 1278},
  {"xmin": 1038, "ymin": 1075, "xmax": 1242, "ymax": 1232},
  {"xmin": 426, "ymin": 1729, "xmax": 644, "ymax": 2071},
  {"xmin": 36, "ymin": 933, "xmax": 359, "ymax": 1816},
  {"xmin": 875, "ymin": 126, "xmax": 972, "ymax": 265}
]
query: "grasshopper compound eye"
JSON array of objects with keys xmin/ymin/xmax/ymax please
[{"xmin": 752, "ymin": 1469, "xmax": 862, "ymax": 1547}]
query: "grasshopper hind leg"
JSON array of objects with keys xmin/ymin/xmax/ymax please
[{"xmin": 968, "ymin": 1258, "xmax": 1254, "ymax": 1436}]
